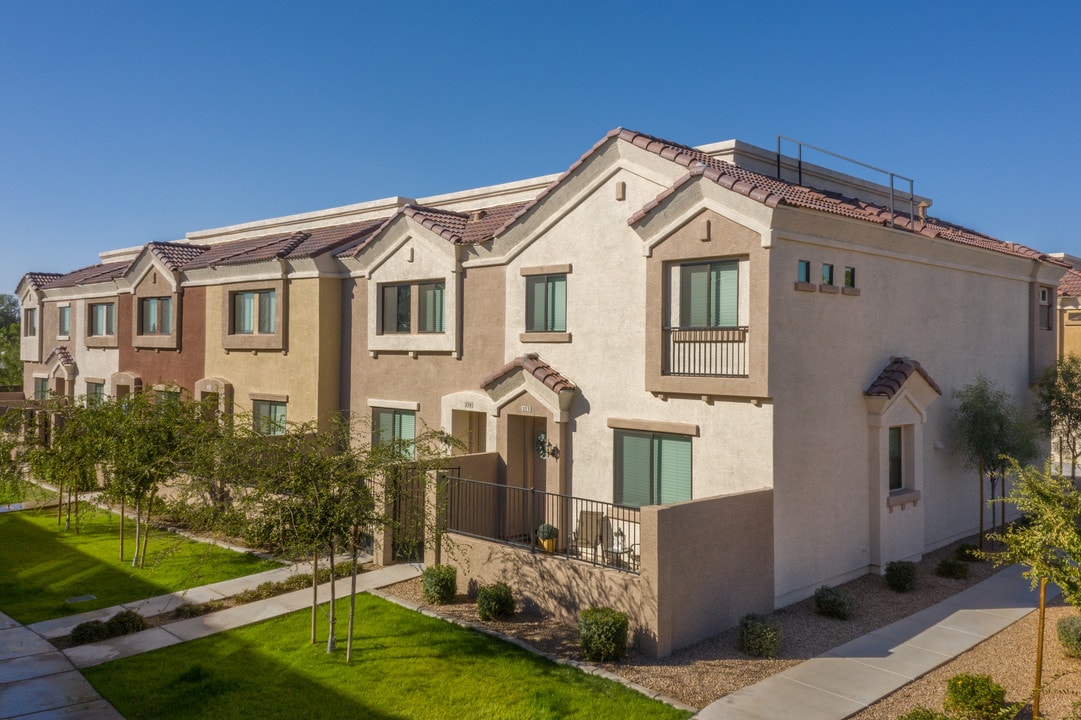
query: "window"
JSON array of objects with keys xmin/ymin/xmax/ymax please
[
  {"xmin": 614, "ymin": 430, "xmax": 691, "ymax": 508},
  {"xmin": 140, "ymin": 297, "xmax": 173, "ymax": 335},
  {"xmin": 24, "ymin": 308, "xmax": 36, "ymax": 337},
  {"xmin": 373, "ymin": 408, "xmax": 416, "ymax": 458},
  {"xmin": 821, "ymin": 264, "xmax": 834, "ymax": 286},
  {"xmin": 888, "ymin": 426, "xmax": 903, "ymax": 491},
  {"xmin": 34, "ymin": 378, "xmax": 48, "ymax": 401},
  {"xmin": 797, "ymin": 260, "xmax": 811, "ymax": 284},
  {"xmin": 155, "ymin": 390, "xmax": 180, "ymax": 406},
  {"xmin": 232, "ymin": 290, "xmax": 276, "ymax": 335},
  {"xmin": 89, "ymin": 303, "xmax": 115, "ymax": 336},
  {"xmin": 381, "ymin": 284, "xmax": 411, "ymax": 334},
  {"xmin": 253, "ymin": 400, "xmax": 287, "ymax": 435},
  {"xmin": 526, "ymin": 274, "xmax": 567, "ymax": 333},
  {"xmin": 86, "ymin": 382, "xmax": 105, "ymax": 407},
  {"xmin": 57, "ymin": 306, "xmax": 70, "ymax": 337},
  {"xmin": 418, "ymin": 282, "xmax": 444, "ymax": 333},
  {"xmin": 680, "ymin": 261, "xmax": 737, "ymax": 328},
  {"xmin": 1039, "ymin": 287, "xmax": 1053, "ymax": 331},
  {"xmin": 844, "ymin": 267, "xmax": 856, "ymax": 289}
]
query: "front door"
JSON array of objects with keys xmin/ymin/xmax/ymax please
[{"xmin": 506, "ymin": 414, "xmax": 547, "ymax": 541}]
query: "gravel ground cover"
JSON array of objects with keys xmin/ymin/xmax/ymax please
[{"xmin": 380, "ymin": 537, "xmax": 1081, "ymax": 716}]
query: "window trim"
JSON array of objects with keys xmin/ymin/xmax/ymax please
[
  {"xmin": 221, "ymin": 280, "xmax": 285, "ymax": 352},
  {"xmin": 378, "ymin": 280, "xmax": 447, "ymax": 336},
  {"xmin": 24, "ymin": 308, "xmax": 37, "ymax": 337},
  {"xmin": 86, "ymin": 301, "xmax": 118, "ymax": 348},
  {"xmin": 525, "ymin": 273, "xmax": 568, "ymax": 333},
  {"xmin": 57, "ymin": 305, "xmax": 70, "ymax": 339}
]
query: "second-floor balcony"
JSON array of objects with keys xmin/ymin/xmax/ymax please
[{"xmin": 663, "ymin": 326, "xmax": 748, "ymax": 377}]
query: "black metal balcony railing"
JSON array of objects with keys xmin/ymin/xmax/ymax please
[
  {"xmin": 663, "ymin": 326, "xmax": 748, "ymax": 377},
  {"xmin": 443, "ymin": 476, "xmax": 641, "ymax": 574}
]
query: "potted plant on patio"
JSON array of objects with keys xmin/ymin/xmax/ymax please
[{"xmin": 537, "ymin": 523, "xmax": 558, "ymax": 553}]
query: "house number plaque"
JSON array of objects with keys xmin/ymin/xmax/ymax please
[{"xmin": 520, "ymin": 405, "xmax": 532, "ymax": 413}]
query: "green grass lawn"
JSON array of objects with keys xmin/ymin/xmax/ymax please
[
  {"xmin": 0, "ymin": 507, "xmax": 280, "ymax": 624},
  {"xmin": 84, "ymin": 593, "xmax": 692, "ymax": 720}
]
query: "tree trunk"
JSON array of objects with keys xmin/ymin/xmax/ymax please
[
  {"xmin": 73, "ymin": 471, "xmax": 80, "ymax": 535},
  {"xmin": 1034, "ymin": 577, "xmax": 1048, "ymax": 718},
  {"xmin": 131, "ymin": 499, "xmax": 142, "ymax": 568},
  {"xmin": 978, "ymin": 455, "xmax": 985, "ymax": 551},
  {"xmin": 326, "ymin": 538, "xmax": 337, "ymax": 654},
  {"xmin": 119, "ymin": 497, "xmax": 125, "ymax": 562},
  {"xmin": 311, "ymin": 550, "xmax": 318, "ymax": 645},
  {"xmin": 56, "ymin": 473, "xmax": 63, "ymax": 526},
  {"xmin": 139, "ymin": 490, "xmax": 154, "ymax": 569},
  {"xmin": 65, "ymin": 480, "xmax": 71, "ymax": 531},
  {"xmin": 347, "ymin": 535, "xmax": 358, "ymax": 663}
]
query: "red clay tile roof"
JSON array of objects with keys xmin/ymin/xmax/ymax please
[
  {"xmin": 45, "ymin": 346, "xmax": 75, "ymax": 367},
  {"xmin": 865, "ymin": 357, "xmax": 942, "ymax": 398},
  {"xmin": 403, "ymin": 202, "xmax": 532, "ymax": 245},
  {"xmin": 1060, "ymin": 268, "xmax": 1081, "ymax": 298},
  {"xmin": 481, "ymin": 353, "xmax": 577, "ymax": 394},
  {"xmin": 23, "ymin": 272, "xmax": 63, "ymax": 291},
  {"xmin": 146, "ymin": 242, "xmax": 208, "ymax": 272},
  {"xmin": 44, "ymin": 261, "xmax": 131, "ymax": 289},
  {"xmin": 185, "ymin": 220, "xmax": 382, "ymax": 270}
]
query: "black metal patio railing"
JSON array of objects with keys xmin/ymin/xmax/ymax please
[
  {"xmin": 663, "ymin": 326, "xmax": 748, "ymax": 377},
  {"xmin": 442, "ymin": 476, "xmax": 641, "ymax": 574}
]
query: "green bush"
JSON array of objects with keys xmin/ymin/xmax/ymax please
[
  {"xmin": 421, "ymin": 564, "xmax": 457, "ymax": 605},
  {"xmin": 1058, "ymin": 615, "xmax": 1081, "ymax": 658},
  {"xmin": 738, "ymin": 613, "xmax": 782, "ymax": 658},
  {"xmin": 579, "ymin": 607, "xmax": 629, "ymax": 662},
  {"xmin": 105, "ymin": 609, "xmax": 147, "ymax": 637},
  {"xmin": 935, "ymin": 558, "xmax": 970, "ymax": 580},
  {"xmin": 885, "ymin": 560, "xmax": 918, "ymax": 592},
  {"xmin": 537, "ymin": 523, "xmax": 558, "ymax": 541},
  {"xmin": 944, "ymin": 673, "xmax": 1007, "ymax": 720},
  {"xmin": 897, "ymin": 709, "xmax": 950, "ymax": 720},
  {"xmin": 173, "ymin": 603, "xmax": 206, "ymax": 619},
  {"xmin": 813, "ymin": 585, "xmax": 854, "ymax": 620},
  {"xmin": 476, "ymin": 582, "xmax": 515, "ymax": 621},
  {"xmin": 71, "ymin": 619, "xmax": 110, "ymax": 645},
  {"xmin": 955, "ymin": 543, "xmax": 980, "ymax": 562}
]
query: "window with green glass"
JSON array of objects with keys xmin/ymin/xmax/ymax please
[
  {"xmin": 526, "ymin": 274, "xmax": 567, "ymax": 332},
  {"xmin": 86, "ymin": 382, "xmax": 105, "ymax": 407},
  {"xmin": 797, "ymin": 260, "xmax": 811, "ymax": 284},
  {"xmin": 614, "ymin": 430, "xmax": 692, "ymax": 508},
  {"xmin": 844, "ymin": 266, "xmax": 856, "ymax": 289},
  {"xmin": 57, "ymin": 306, "xmax": 70, "ymax": 337},
  {"xmin": 140, "ymin": 297, "xmax": 173, "ymax": 335},
  {"xmin": 253, "ymin": 400, "xmax": 287, "ymax": 435},
  {"xmin": 373, "ymin": 408, "xmax": 416, "ymax": 459},
  {"xmin": 680, "ymin": 261, "xmax": 738, "ymax": 328},
  {"xmin": 34, "ymin": 378, "xmax": 49, "ymax": 401},
  {"xmin": 418, "ymin": 282, "xmax": 445, "ymax": 333}
]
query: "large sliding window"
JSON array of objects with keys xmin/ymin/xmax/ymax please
[
  {"xmin": 380, "ymin": 281, "xmax": 445, "ymax": 335},
  {"xmin": 253, "ymin": 400, "xmax": 287, "ymax": 435},
  {"xmin": 680, "ymin": 261, "xmax": 737, "ymax": 328},
  {"xmin": 233, "ymin": 290, "xmax": 276, "ymax": 335},
  {"xmin": 526, "ymin": 274, "xmax": 567, "ymax": 333},
  {"xmin": 140, "ymin": 297, "xmax": 173, "ymax": 335},
  {"xmin": 373, "ymin": 408, "xmax": 416, "ymax": 459},
  {"xmin": 614, "ymin": 430, "xmax": 692, "ymax": 508}
]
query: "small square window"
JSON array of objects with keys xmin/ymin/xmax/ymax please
[
  {"xmin": 821, "ymin": 264, "xmax": 834, "ymax": 286},
  {"xmin": 253, "ymin": 400, "xmax": 287, "ymax": 435},
  {"xmin": 844, "ymin": 267, "xmax": 856, "ymax": 289},
  {"xmin": 797, "ymin": 260, "xmax": 810, "ymax": 284}
]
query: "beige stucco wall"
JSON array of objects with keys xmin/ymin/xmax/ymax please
[
  {"xmin": 767, "ymin": 205, "xmax": 1057, "ymax": 604},
  {"xmin": 202, "ymin": 276, "xmax": 340, "ymax": 428}
]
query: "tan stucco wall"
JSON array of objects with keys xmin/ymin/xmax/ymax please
[
  {"xmin": 767, "ymin": 205, "xmax": 1055, "ymax": 604},
  {"xmin": 203, "ymin": 277, "xmax": 340, "ymax": 428}
]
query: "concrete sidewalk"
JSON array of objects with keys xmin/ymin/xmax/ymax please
[
  {"xmin": 0, "ymin": 561, "xmax": 420, "ymax": 719},
  {"xmin": 694, "ymin": 565, "xmax": 1057, "ymax": 719}
]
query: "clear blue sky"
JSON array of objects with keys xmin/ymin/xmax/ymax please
[{"xmin": 3, "ymin": 1, "xmax": 1080, "ymax": 295}]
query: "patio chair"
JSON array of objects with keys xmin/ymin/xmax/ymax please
[{"xmin": 569, "ymin": 510, "xmax": 604, "ymax": 562}]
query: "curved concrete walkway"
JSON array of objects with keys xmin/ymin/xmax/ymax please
[
  {"xmin": 694, "ymin": 566, "xmax": 1058, "ymax": 719},
  {"xmin": 0, "ymin": 560, "xmax": 420, "ymax": 718}
]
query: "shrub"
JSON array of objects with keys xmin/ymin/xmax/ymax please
[
  {"xmin": 1058, "ymin": 615, "xmax": 1081, "ymax": 658},
  {"xmin": 944, "ymin": 673, "xmax": 1007, "ymax": 720},
  {"xmin": 885, "ymin": 560, "xmax": 918, "ymax": 592},
  {"xmin": 537, "ymin": 523, "xmax": 558, "ymax": 541},
  {"xmin": 421, "ymin": 564, "xmax": 457, "ymax": 604},
  {"xmin": 955, "ymin": 543, "xmax": 980, "ymax": 562},
  {"xmin": 738, "ymin": 613, "xmax": 782, "ymax": 658},
  {"xmin": 173, "ymin": 603, "xmax": 206, "ymax": 619},
  {"xmin": 813, "ymin": 585, "xmax": 853, "ymax": 620},
  {"xmin": 898, "ymin": 709, "xmax": 950, "ymax": 720},
  {"xmin": 476, "ymin": 582, "xmax": 515, "ymax": 621},
  {"xmin": 935, "ymin": 558, "xmax": 970, "ymax": 580},
  {"xmin": 70, "ymin": 619, "xmax": 110, "ymax": 645},
  {"xmin": 105, "ymin": 609, "xmax": 147, "ymax": 637},
  {"xmin": 579, "ymin": 607, "xmax": 629, "ymax": 662}
]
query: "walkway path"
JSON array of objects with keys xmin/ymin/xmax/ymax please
[
  {"xmin": 0, "ymin": 560, "xmax": 420, "ymax": 719},
  {"xmin": 694, "ymin": 565, "xmax": 1057, "ymax": 719}
]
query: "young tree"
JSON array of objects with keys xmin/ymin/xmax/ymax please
[
  {"xmin": 0, "ymin": 323, "xmax": 21, "ymax": 388},
  {"xmin": 1036, "ymin": 354, "xmax": 1081, "ymax": 480},
  {"xmin": 952, "ymin": 374, "xmax": 1037, "ymax": 549}
]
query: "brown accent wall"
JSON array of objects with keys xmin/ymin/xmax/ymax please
[
  {"xmin": 644, "ymin": 209, "xmax": 770, "ymax": 399},
  {"xmin": 119, "ymin": 286, "xmax": 206, "ymax": 393},
  {"xmin": 440, "ymin": 488, "xmax": 774, "ymax": 658}
]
